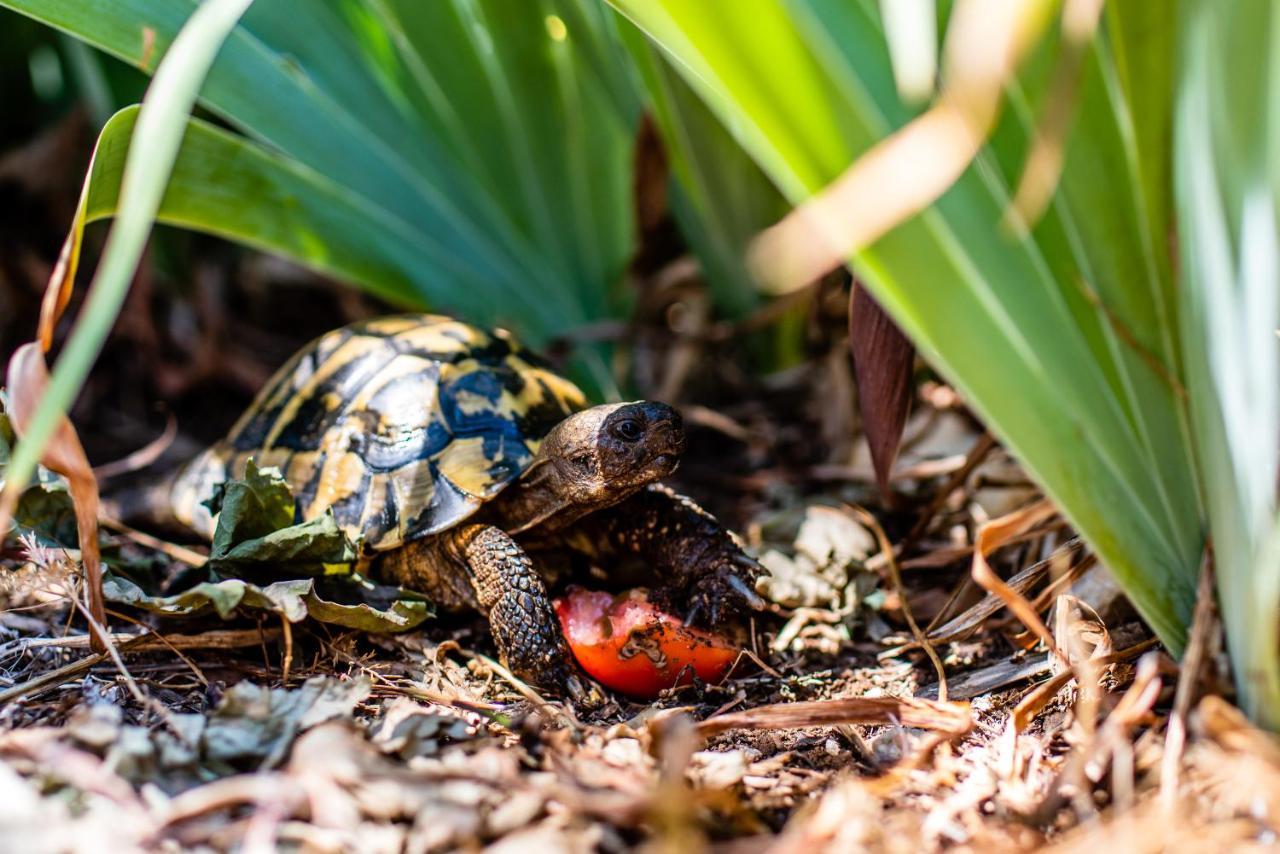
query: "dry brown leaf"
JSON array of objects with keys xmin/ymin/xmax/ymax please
[
  {"xmin": 1010, "ymin": 638, "xmax": 1158, "ymax": 733},
  {"xmin": 849, "ymin": 283, "xmax": 915, "ymax": 495},
  {"xmin": 1005, "ymin": 0, "xmax": 1106, "ymax": 230},
  {"xmin": 696, "ymin": 696, "xmax": 972, "ymax": 738},
  {"xmin": 749, "ymin": 0, "xmax": 1056, "ymax": 293},
  {"xmin": 1193, "ymin": 694, "xmax": 1280, "ymax": 767},
  {"xmin": 4, "ymin": 343, "xmax": 107, "ymax": 648},
  {"xmin": 1, "ymin": 124, "xmax": 113, "ymax": 650},
  {"xmin": 970, "ymin": 499, "xmax": 1063, "ymax": 666}
]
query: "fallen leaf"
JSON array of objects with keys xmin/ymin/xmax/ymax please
[
  {"xmin": 3, "ymin": 348, "xmax": 107, "ymax": 648},
  {"xmin": 849, "ymin": 283, "xmax": 915, "ymax": 494},
  {"xmin": 205, "ymin": 676, "xmax": 372, "ymax": 768},
  {"xmin": 696, "ymin": 696, "xmax": 972, "ymax": 737},
  {"xmin": 103, "ymin": 463, "xmax": 432, "ymax": 632}
]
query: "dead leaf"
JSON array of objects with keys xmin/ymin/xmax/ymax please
[
  {"xmin": 849, "ymin": 283, "xmax": 915, "ymax": 494},
  {"xmin": 3, "ymin": 344, "xmax": 106, "ymax": 649},
  {"xmin": 696, "ymin": 696, "xmax": 972, "ymax": 738},
  {"xmin": 205, "ymin": 676, "xmax": 372, "ymax": 768},
  {"xmin": 749, "ymin": 0, "xmax": 1054, "ymax": 292},
  {"xmin": 970, "ymin": 499, "xmax": 1063, "ymax": 666}
]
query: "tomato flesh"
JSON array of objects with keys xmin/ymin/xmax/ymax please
[{"xmin": 554, "ymin": 587, "xmax": 738, "ymax": 699}]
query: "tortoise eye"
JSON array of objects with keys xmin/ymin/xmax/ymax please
[{"xmin": 610, "ymin": 418, "xmax": 643, "ymax": 442}]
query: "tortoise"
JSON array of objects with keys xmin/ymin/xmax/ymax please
[{"xmin": 164, "ymin": 314, "xmax": 764, "ymax": 697}]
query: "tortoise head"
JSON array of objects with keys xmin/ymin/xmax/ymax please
[
  {"xmin": 538, "ymin": 401, "xmax": 685, "ymax": 497},
  {"xmin": 508, "ymin": 402, "xmax": 684, "ymax": 529}
]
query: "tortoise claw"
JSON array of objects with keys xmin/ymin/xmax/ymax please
[{"xmin": 726, "ymin": 573, "xmax": 766, "ymax": 610}]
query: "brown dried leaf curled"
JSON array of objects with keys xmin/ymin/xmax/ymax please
[
  {"xmin": 4, "ymin": 343, "xmax": 107, "ymax": 647},
  {"xmin": 849, "ymin": 283, "xmax": 915, "ymax": 494}
]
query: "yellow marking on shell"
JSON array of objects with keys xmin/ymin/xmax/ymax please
[
  {"xmin": 501, "ymin": 352, "xmax": 586, "ymax": 408},
  {"xmin": 308, "ymin": 444, "xmax": 366, "ymax": 515},
  {"xmin": 509, "ymin": 356, "xmax": 587, "ymax": 412},
  {"xmin": 284, "ymin": 450, "xmax": 321, "ymax": 499},
  {"xmin": 384, "ymin": 457, "xmax": 447, "ymax": 548},
  {"xmin": 354, "ymin": 470, "xmax": 391, "ymax": 544},
  {"xmin": 434, "ymin": 435, "xmax": 496, "ymax": 497},
  {"xmin": 178, "ymin": 314, "xmax": 588, "ymax": 550},
  {"xmin": 260, "ymin": 334, "xmax": 381, "ymax": 450},
  {"xmin": 223, "ymin": 323, "xmax": 361, "ymax": 442},
  {"xmin": 393, "ymin": 319, "xmax": 490, "ymax": 356},
  {"xmin": 345, "ymin": 352, "xmax": 439, "ymax": 418},
  {"xmin": 169, "ymin": 446, "xmax": 226, "ymax": 536},
  {"xmin": 363, "ymin": 314, "xmax": 450, "ymax": 336}
]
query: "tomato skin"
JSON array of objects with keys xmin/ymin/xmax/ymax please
[{"xmin": 554, "ymin": 587, "xmax": 738, "ymax": 699}]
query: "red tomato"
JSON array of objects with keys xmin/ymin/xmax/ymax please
[{"xmin": 554, "ymin": 587, "xmax": 739, "ymax": 699}]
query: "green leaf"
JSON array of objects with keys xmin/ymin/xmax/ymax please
[
  {"xmin": 307, "ymin": 575, "xmax": 433, "ymax": 632},
  {"xmin": 81, "ymin": 106, "xmax": 448, "ymax": 310},
  {"xmin": 103, "ymin": 571, "xmax": 430, "ymax": 632},
  {"xmin": 619, "ymin": 21, "xmax": 789, "ymax": 317},
  {"xmin": 1175, "ymin": 0, "xmax": 1280, "ymax": 727},
  {"xmin": 104, "ymin": 462, "xmax": 430, "ymax": 633},
  {"xmin": 11, "ymin": 483, "xmax": 79, "ymax": 550},
  {"xmin": 203, "ymin": 460, "xmax": 356, "ymax": 578},
  {"xmin": 0, "ymin": 0, "xmax": 643, "ymax": 361},
  {"xmin": 608, "ymin": 0, "xmax": 1200, "ymax": 649},
  {"xmin": 205, "ymin": 460, "xmax": 296, "ymax": 549},
  {"xmin": 102, "ymin": 573, "xmax": 306, "ymax": 620},
  {"xmin": 1, "ymin": 390, "xmax": 82, "ymax": 549},
  {"xmin": 0, "ymin": 0, "xmax": 255, "ymax": 543}
]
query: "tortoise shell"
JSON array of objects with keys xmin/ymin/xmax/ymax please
[{"xmin": 170, "ymin": 314, "xmax": 586, "ymax": 550}]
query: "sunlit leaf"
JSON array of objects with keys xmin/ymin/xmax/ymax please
[{"xmin": 608, "ymin": 0, "xmax": 1200, "ymax": 650}]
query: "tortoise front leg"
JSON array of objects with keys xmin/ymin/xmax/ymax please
[
  {"xmin": 379, "ymin": 525, "xmax": 584, "ymax": 699},
  {"xmin": 453, "ymin": 524, "xmax": 585, "ymax": 698},
  {"xmin": 566, "ymin": 484, "xmax": 766, "ymax": 626}
]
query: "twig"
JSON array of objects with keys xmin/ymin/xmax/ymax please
[
  {"xmin": 851, "ymin": 505, "xmax": 949, "ymax": 701},
  {"xmin": 99, "ymin": 516, "xmax": 208, "ymax": 566},
  {"xmin": 0, "ymin": 627, "xmax": 280, "ymax": 655},
  {"xmin": 0, "ymin": 632, "xmax": 151, "ymax": 704},
  {"xmin": 104, "ymin": 607, "xmax": 208, "ymax": 687},
  {"xmin": 473, "ymin": 652, "xmax": 580, "ymax": 730},
  {"xmin": 697, "ymin": 695, "xmax": 972, "ymax": 737},
  {"xmin": 903, "ymin": 431, "xmax": 997, "ymax": 549},
  {"xmin": 1160, "ymin": 548, "xmax": 1216, "ymax": 810},
  {"xmin": 92, "ymin": 411, "xmax": 177, "ymax": 479},
  {"xmin": 67, "ymin": 591, "xmax": 147, "ymax": 706},
  {"xmin": 281, "ymin": 615, "xmax": 294, "ymax": 683},
  {"xmin": 969, "ymin": 500, "xmax": 1067, "ymax": 669},
  {"xmin": 0, "ymin": 652, "xmax": 106, "ymax": 704}
]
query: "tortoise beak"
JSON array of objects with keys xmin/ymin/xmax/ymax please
[{"xmin": 643, "ymin": 402, "xmax": 685, "ymax": 468}]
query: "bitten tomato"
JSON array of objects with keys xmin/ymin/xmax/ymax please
[{"xmin": 554, "ymin": 587, "xmax": 739, "ymax": 699}]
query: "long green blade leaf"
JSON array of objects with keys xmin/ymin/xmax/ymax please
[
  {"xmin": 609, "ymin": 0, "xmax": 1201, "ymax": 647},
  {"xmin": 1176, "ymin": 0, "xmax": 1280, "ymax": 727},
  {"xmin": 0, "ymin": 0, "xmax": 642, "ymax": 356}
]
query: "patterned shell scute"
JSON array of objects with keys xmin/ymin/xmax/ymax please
[{"xmin": 174, "ymin": 315, "xmax": 585, "ymax": 550}]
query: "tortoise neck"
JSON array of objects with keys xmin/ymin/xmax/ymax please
[{"xmin": 488, "ymin": 465, "xmax": 638, "ymax": 536}]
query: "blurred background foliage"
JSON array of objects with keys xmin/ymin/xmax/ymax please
[{"xmin": 0, "ymin": 0, "xmax": 1277, "ymax": 728}]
